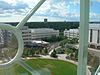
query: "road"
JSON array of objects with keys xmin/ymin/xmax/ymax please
[
  {"xmin": 48, "ymin": 46, "xmax": 61, "ymax": 55},
  {"xmin": 75, "ymin": 45, "xmax": 100, "ymax": 57},
  {"xmin": 88, "ymin": 48, "xmax": 100, "ymax": 57}
]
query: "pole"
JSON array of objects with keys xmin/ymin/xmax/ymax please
[{"xmin": 77, "ymin": 0, "xmax": 90, "ymax": 75}]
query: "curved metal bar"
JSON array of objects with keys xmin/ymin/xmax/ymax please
[
  {"xmin": 16, "ymin": 0, "xmax": 46, "ymax": 29},
  {"xmin": 0, "ymin": 0, "xmax": 46, "ymax": 70},
  {"xmin": 0, "ymin": 24, "xmax": 24, "ymax": 69},
  {"xmin": 94, "ymin": 65, "xmax": 100, "ymax": 75},
  {"xmin": 0, "ymin": 1, "xmax": 46, "ymax": 74}
]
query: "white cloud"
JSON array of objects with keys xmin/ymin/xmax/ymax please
[
  {"xmin": 94, "ymin": 0, "xmax": 100, "ymax": 2},
  {"xmin": 0, "ymin": 15, "xmax": 66, "ymax": 22},
  {"xmin": 35, "ymin": 0, "xmax": 52, "ymax": 15},
  {"xmin": 49, "ymin": 1, "xmax": 70, "ymax": 18},
  {"xmin": 1, "ymin": 0, "xmax": 38, "ymax": 7},
  {"xmin": 0, "ymin": 0, "xmax": 100, "ymax": 22},
  {"xmin": 71, "ymin": 0, "xmax": 80, "ymax": 5},
  {"xmin": 89, "ymin": 12, "xmax": 100, "ymax": 21},
  {"xmin": 90, "ymin": 12, "xmax": 100, "ymax": 18},
  {"xmin": 2, "ymin": 0, "xmax": 17, "ymax": 4},
  {"xmin": 0, "ymin": 8, "xmax": 4, "ymax": 14},
  {"xmin": 20, "ymin": 0, "xmax": 39, "ymax": 8},
  {"xmin": 0, "ymin": 0, "xmax": 80, "ymax": 22}
]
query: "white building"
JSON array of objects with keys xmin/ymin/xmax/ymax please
[
  {"xmin": 32, "ymin": 40, "xmax": 49, "ymax": 47},
  {"xmin": 31, "ymin": 28, "xmax": 59, "ymax": 40},
  {"xmin": 21, "ymin": 27, "xmax": 59, "ymax": 45},
  {"xmin": 64, "ymin": 29, "xmax": 79, "ymax": 38},
  {"xmin": 88, "ymin": 23, "xmax": 100, "ymax": 49},
  {"xmin": 0, "ymin": 30, "xmax": 4, "ymax": 47},
  {"xmin": 0, "ymin": 29, "xmax": 12, "ymax": 47},
  {"xmin": 21, "ymin": 26, "xmax": 31, "ymax": 45}
]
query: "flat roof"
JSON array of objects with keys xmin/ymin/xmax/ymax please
[{"xmin": 32, "ymin": 40, "xmax": 49, "ymax": 44}]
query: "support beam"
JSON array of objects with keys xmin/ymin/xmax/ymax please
[
  {"xmin": 77, "ymin": 0, "xmax": 90, "ymax": 75},
  {"xmin": 17, "ymin": 0, "xmax": 46, "ymax": 29}
]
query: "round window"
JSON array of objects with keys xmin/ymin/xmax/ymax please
[{"xmin": 0, "ymin": 24, "xmax": 23, "ymax": 68}]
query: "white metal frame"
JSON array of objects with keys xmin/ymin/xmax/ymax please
[
  {"xmin": 77, "ymin": 0, "xmax": 90, "ymax": 75},
  {"xmin": 0, "ymin": 24, "xmax": 23, "ymax": 68}
]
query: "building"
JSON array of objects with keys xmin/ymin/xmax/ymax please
[
  {"xmin": 24, "ymin": 40, "xmax": 49, "ymax": 50},
  {"xmin": 64, "ymin": 29, "xmax": 79, "ymax": 38},
  {"xmin": 31, "ymin": 28, "xmax": 59, "ymax": 40},
  {"xmin": 0, "ymin": 30, "xmax": 4, "ymax": 47},
  {"xmin": 21, "ymin": 26, "xmax": 32, "ymax": 45},
  {"xmin": 21, "ymin": 26, "xmax": 59, "ymax": 45},
  {"xmin": 88, "ymin": 23, "xmax": 100, "ymax": 49},
  {"xmin": 31, "ymin": 40, "xmax": 49, "ymax": 48},
  {"xmin": 0, "ymin": 29, "xmax": 12, "ymax": 47}
]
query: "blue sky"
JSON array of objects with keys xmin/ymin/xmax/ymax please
[{"xmin": 0, "ymin": 0, "xmax": 100, "ymax": 22}]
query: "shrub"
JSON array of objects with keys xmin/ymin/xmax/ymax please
[{"xmin": 50, "ymin": 49, "xmax": 58, "ymax": 58}]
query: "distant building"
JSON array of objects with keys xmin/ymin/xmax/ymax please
[
  {"xmin": 21, "ymin": 26, "xmax": 59, "ymax": 45},
  {"xmin": 31, "ymin": 28, "xmax": 59, "ymax": 40},
  {"xmin": 24, "ymin": 40, "xmax": 49, "ymax": 49},
  {"xmin": 64, "ymin": 29, "xmax": 79, "ymax": 38},
  {"xmin": 0, "ymin": 29, "xmax": 12, "ymax": 48},
  {"xmin": 21, "ymin": 26, "xmax": 32, "ymax": 45},
  {"xmin": 88, "ymin": 23, "xmax": 100, "ymax": 49},
  {"xmin": 31, "ymin": 40, "xmax": 49, "ymax": 48},
  {"xmin": 44, "ymin": 18, "xmax": 48, "ymax": 23},
  {"xmin": 0, "ymin": 30, "xmax": 4, "ymax": 47}
]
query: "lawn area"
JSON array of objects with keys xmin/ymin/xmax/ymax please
[{"xmin": 0, "ymin": 59, "xmax": 77, "ymax": 75}]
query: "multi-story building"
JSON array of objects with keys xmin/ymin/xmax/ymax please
[
  {"xmin": 88, "ymin": 23, "xmax": 100, "ymax": 49},
  {"xmin": 0, "ymin": 30, "xmax": 12, "ymax": 47},
  {"xmin": 64, "ymin": 29, "xmax": 79, "ymax": 38},
  {"xmin": 3, "ymin": 30, "xmax": 11, "ymax": 46},
  {"xmin": 21, "ymin": 26, "xmax": 59, "ymax": 45},
  {"xmin": 30, "ymin": 28, "xmax": 59, "ymax": 40},
  {"xmin": 21, "ymin": 26, "xmax": 32, "ymax": 45},
  {"xmin": 0, "ymin": 30, "xmax": 4, "ymax": 47}
]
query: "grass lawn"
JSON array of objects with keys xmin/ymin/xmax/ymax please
[{"xmin": 0, "ymin": 59, "xmax": 77, "ymax": 75}]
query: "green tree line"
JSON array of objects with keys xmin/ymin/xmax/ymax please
[{"xmin": 7, "ymin": 22, "xmax": 79, "ymax": 32}]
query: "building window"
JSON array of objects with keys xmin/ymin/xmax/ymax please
[
  {"xmin": 90, "ymin": 29, "xmax": 93, "ymax": 42},
  {"xmin": 97, "ymin": 30, "xmax": 100, "ymax": 43}
]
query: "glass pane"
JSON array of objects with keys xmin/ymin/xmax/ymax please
[
  {"xmin": 88, "ymin": 0, "xmax": 100, "ymax": 74},
  {"xmin": 0, "ymin": 64, "xmax": 30, "ymax": 75},
  {"xmin": 0, "ymin": 0, "xmax": 81, "ymax": 75},
  {"xmin": 0, "ymin": 29, "xmax": 18, "ymax": 64},
  {"xmin": 88, "ymin": 27, "xmax": 100, "ymax": 75}
]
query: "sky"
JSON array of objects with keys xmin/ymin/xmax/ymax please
[{"xmin": 0, "ymin": 0, "xmax": 100, "ymax": 22}]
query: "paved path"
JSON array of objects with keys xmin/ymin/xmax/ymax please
[
  {"xmin": 75, "ymin": 45, "xmax": 100, "ymax": 57},
  {"xmin": 88, "ymin": 48, "xmax": 100, "ymax": 57},
  {"xmin": 48, "ymin": 46, "xmax": 61, "ymax": 55}
]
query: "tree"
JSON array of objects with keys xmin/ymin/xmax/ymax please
[
  {"xmin": 22, "ymin": 47, "xmax": 30, "ymax": 57},
  {"xmin": 75, "ymin": 50, "xmax": 78, "ymax": 60},
  {"xmin": 31, "ymin": 50, "xmax": 35, "ymax": 56},
  {"xmin": 68, "ymin": 38, "xmax": 79, "ymax": 44},
  {"xmin": 43, "ymin": 48, "xmax": 48, "ymax": 55},
  {"xmin": 50, "ymin": 49, "xmax": 58, "ymax": 58}
]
